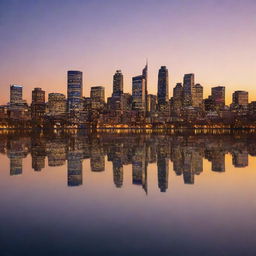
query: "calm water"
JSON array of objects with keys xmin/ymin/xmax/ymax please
[{"xmin": 0, "ymin": 131, "xmax": 256, "ymax": 256}]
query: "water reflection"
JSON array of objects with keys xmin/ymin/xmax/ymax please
[{"xmin": 1, "ymin": 131, "xmax": 254, "ymax": 192}]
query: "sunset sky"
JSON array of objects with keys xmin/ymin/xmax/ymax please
[{"xmin": 0, "ymin": 0, "xmax": 256, "ymax": 104}]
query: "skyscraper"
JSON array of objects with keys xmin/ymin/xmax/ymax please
[
  {"xmin": 193, "ymin": 84, "xmax": 203, "ymax": 108},
  {"xmin": 112, "ymin": 70, "xmax": 123, "ymax": 97},
  {"xmin": 132, "ymin": 75, "xmax": 146, "ymax": 111},
  {"xmin": 172, "ymin": 83, "xmax": 183, "ymax": 116},
  {"xmin": 67, "ymin": 70, "xmax": 83, "ymax": 112},
  {"xmin": 31, "ymin": 88, "xmax": 46, "ymax": 121},
  {"xmin": 90, "ymin": 86, "xmax": 105, "ymax": 110},
  {"xmin": 232, "ymin": 91, "xmax": 248, "ymax": 108},
  {"xmin": 10, "ymin": 85, "xmax": 23, "ymax": 104},
  {"xmin": 211, "ymin": 86, "xmax": 225, "ymax": 110},
  {"xmin": 48, "ymin": 93, "xmax": 67, "ymax": 116},
  {"xmin": 157, "ymin": 66, "xmax": 169, "ymax": 105},
  {"xmin": 183, "ymin": 74, "xmax": 195, "ymax": 107},
  {"xmin": 142, "ymin": 62, "xmax": 148, "ymax": 111}
]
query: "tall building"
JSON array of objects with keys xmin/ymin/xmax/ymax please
[
  {"xmin": 142, "ymin": 62, "xmax": 148, "ymax": 111},
  {"xmin": 183, "ymin": 74, "xmax": 195, "ymax": 107},
  {"xmin": 132, "ymin": 76, "xmax": 146, "ymax": 111},
  {"xmin": 31, "ymin": 88, "xmax": 46, "ymax": 121},
  {"xmin": 90, "ymin": 86, "xmax": 105, "ymax": 110},
  {"xmin": 172, "ymin": 83, "xmax": 183, "ymax": 116},
  {"xmin": 10, "ymin": 85, "xmax": 23, "ymax": 104},
  {"xmin": 67, "ymin": 70, "xmax": 83, "ymax": 112},
  {"xmin": 112, "ymin": 70, "xmax": 123, "ymax": 97},
  {"xmin": 147, "ymin": 94, "xmax": 157, "ymax": 113},
  {"xmin": 157, "ymin": 66, "xmax": 169, "ymax": 105},
  {"xmin": 9, "ymin": 84, "xmax": 30, "ymax": 121},
  {"xmin": 211, "ymin": 86, "xmax": 225, "ymax": 110},
  {"xmin": 142, "ymin": 62, "xmax": 148, "ymax": 98},
  {"xmin": 232, "ymin": 91, "xmax": 248, "ymax": 108},
  {"xmin": 193, "ymin": 84, "xmax": 203, "ymax": 108},
  {"xmin": 48, "ymin": 93, "xmax": 66, "ymax": 116}
]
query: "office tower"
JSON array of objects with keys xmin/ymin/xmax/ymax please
[
  {"xmin": 232, "ymin": 91, "xmax": 248, "ymax": 108},
  {"xmin": 132, "ymin": 75, "xmax": 146, "ymax": 111},
  {"xmin": 193, "ymin": 84, "xmax": 203, "ymax": 108},
  {"xmin": 31, "ymin": 88, "xmax": 46, "ymax": 121},
  {"xmin": 112, "ymin": 70, "xmax": 123, "ymax": 97},
  {"xmin": 172, "ymin": 83, "xmax": 183, "ymax": 116},
  {"xmin": 91, "ymin": 86, "xmax": 105, "ymax": 102},
  {"xmin": 90, "ymin": 86, "xmax": 105, "ymax": 110},
  {"xmin": 67, "ymin": 70, "xmax": 83, "ymax": 112},
  {"xmin": 157, "ymin": 66, "xmax": 169, "ymax": 105},
  {"xmin": 211, "ymin": 86, "xmax": 225, "ymax": 110},
  {"xmin": 48, "ymin": 93, "xmax": 67, "ymax": 116},
  {"xmin": 183, "ymin": 74, "xmax": 195, "ymax": 107},
  {"xmin": 142, "ymin": 62, "xmax": 148, "ymax": 111},
  {"xmin": 204, "ymin": 96, "xmax": 215, "ymax": 111},
  {"xmin": 173, "ymin": 83, "xmax": 183, "ymax": 100},
  {"xmin": 147, "ymin": 94, "xmax": 157, "ymax": 113},
  {"xmin": 9, "ymin": 84, "xmax": 30, "ymax": 121},
  {"xmin": 10, "ymin": 85, "xmax": 23, "ymax": 104},
  {"xmin": 142, "ymin": 62, "xmax": 148, "ymax": 98}
]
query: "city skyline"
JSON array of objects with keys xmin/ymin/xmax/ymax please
[{"xmin": 0, "ymin": 0, "xmax": 256, "ymax": 104}]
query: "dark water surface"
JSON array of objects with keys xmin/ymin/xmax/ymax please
[{"xmin": 0, "ymin": 130, "xmax": 256, "ymax": 256}]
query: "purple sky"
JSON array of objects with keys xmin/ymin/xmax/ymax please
[{"xmin": 0, "ymin": 0, "xmax": 256, "ymax": 103}]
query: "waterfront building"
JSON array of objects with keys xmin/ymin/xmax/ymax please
[
  {"xmin": 67, "ymin": 70, "xmax": 83, "ymax": 112},
  {"xmin": 211, "ymin": 86, "xmax": 225, "ymax": 110},
  {"xmin": 31, "ymin": 88, "xmax": 46, "ymax": 121},
  {"xmin": 112, "ymin": 70, "xmax": 123, "ymax": 97},
  {"xmin": 48, "ymin": 93, "xmax": 66, "ymax": 116},
  {"xmin": 132, "ymin": 75, "xmax": 146, "ymax": 112},
  {"xmin": 157, "ymin": 66, "xmax": 169, "ymax": 105},
  {"xmin": 193, "ymin": 84, "xmax": 203, "ymax": 108},
  {"xmin": 90, "ymin": 86, "xmax": 105, "ymax": 110},
  {"xmin": 232, "ymin": 91, "xmax": 248, "ymax": 109},
  {"xmin": 183, "ymin": 74, "xmax": 195, "ymax": 107}
]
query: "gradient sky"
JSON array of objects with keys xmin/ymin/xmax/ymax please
[{"xmin": 0, "ymin": 0, "xmax": 256, "ymax": 104}]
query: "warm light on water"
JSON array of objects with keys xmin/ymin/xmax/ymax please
[{"xmin": 0, "ymin": 131, "xmax": 256, "ymax": 255}]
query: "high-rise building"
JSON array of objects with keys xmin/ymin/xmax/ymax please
[
  {"xmin": 31, "ymin": 88, "xmax": 46, "ymax": 121},
  {"xmin": 67, "ymin": 70, "xmax": 83, "ymax": 112},
  {"xmin": 132, "ymin": 75, "xmax": 146, "ymax": 111},
  {"xmin": 147, "ymin": 94, "xmax": 157, "ymax": 113},
  {"xmin": 10, "ymin": 85, "xmax": 23, "ymax": 104},
  {"xmin": 48, "ymin": 93, "xmax": 67, "ymax": 116},
  {"xmin": 232, "ymin": 91, "xmax": 248, "ymax": 108},
  {"xmin": 183, "ymin": 74, "xmax": 195, "ymax": 107},
  {"xmin": 142, "ymin": 62, "xmax": 148, "ymax": 111},
  {"xmin": 142, "ymin": 62, "xmax": 148, "ymax": 98},
  {"xmin": 211, "ymin": 86, "xmax": 225, "ymax": 110},
  {"xmin": 112, "ymin": 70, "xmax": 123, "ymax": 97},
  {"xmin": 193, "ymin": 84, "xmax": 203, "ymax": 108},
  {"xmin": 9, "ymin": 84, "xmax": 30, "ymax": 121},
  {"xmin": 157, "ymin": 66, "xmax": 169, "ymax": 105},
  {"xmin": 90, "ymin": 86, "xmax": 105, "ymax": 110},
  {"xmin": 172, "ymin": 83, "xmax": 183, "ymax": 116}
]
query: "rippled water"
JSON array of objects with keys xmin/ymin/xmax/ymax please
[{"xmin": 0, "ymin": 130, "xmax": 256, "ymax": 256}]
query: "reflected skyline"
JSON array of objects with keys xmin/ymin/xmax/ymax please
[{"xmin": 1, "ymin": 131, "xmax": 254, "ymax": 192}]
